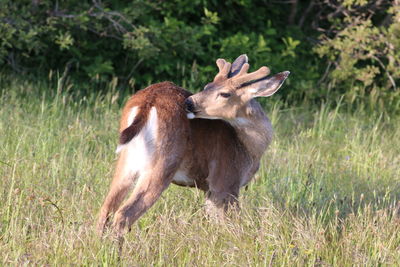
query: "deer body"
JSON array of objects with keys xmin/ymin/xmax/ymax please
[{"xmin": 97, "ymin": 55, "xmax": 289, "ymax": 236}]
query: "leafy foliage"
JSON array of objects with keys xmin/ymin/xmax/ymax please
[
  {"xmin": 315, "ymin": 0, "xmax": 400, "ymax": 109},
  {"xmin": 0, "ymin": 0, "xmax": 399, "ymax": 109}
]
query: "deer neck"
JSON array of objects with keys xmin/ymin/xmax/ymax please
[{"xmin": 228, "ymin": 100, "xmax": 273, "ymax": 161}]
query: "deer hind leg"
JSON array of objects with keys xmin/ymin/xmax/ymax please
[
  {"xmin": 97, "ymin": 178, "xmax": 134, "ymax": 235},
  {"xmin": 97, "ymin": 154, "xmax": 137, "ymax": 235},
  {"xmin": 112, "ymin": 159, "xmax": 178, "ymax": 237}
]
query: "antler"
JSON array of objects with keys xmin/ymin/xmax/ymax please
[
  {"xmin": 232, "ymin": 65, "xmax": 270, "ymax": 85},
  {"xmin": 213, "ymin": 59, "xmax": 231, "ymax": 82},
  {"xmin": 212, "ymin": 56, "xmax": 271, "ymax": 86}
]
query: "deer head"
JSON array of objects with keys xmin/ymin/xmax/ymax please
[{"xmin": 185, "ymin": 55, "xmax": 290, "ymax": 120}]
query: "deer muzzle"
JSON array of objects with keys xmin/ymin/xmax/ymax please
[{"xmin": 185, "ymin": 97, "xmax": 196, "ymax": 119}]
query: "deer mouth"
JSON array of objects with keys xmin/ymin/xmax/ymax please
[
  {"xmin": 186, "ymin": 109, "xmax": 199, "ymax": 119},
  {"xmin": 187, "ymin": 112, "xmax": 196, "ymax": 119},
  {"xmin": 185, "ymin": 107, "xmax": 199, "ymax": 119},
  {"xmin": 184, "ymin": 98, "xmax": 199, "ymax": 119}
]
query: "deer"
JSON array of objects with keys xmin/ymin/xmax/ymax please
[{"xmin": 97, "ymin": 55, "xmax": 290, "ymax": 237}]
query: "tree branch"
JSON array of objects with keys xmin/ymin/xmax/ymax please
[
  {"xmin": 288, "ymin": 0, "xmax": 298, "ymax": 25},
  {"xmin": 371, "ymin": 55, "xmax": 397, "ymax": 90},
  {"xmin": 298, "ymin": 0, "xmax": 315, "ymax": 28}
]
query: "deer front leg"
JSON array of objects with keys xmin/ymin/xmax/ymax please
[
  {"xmin": 205, "ymin": 190, "xmax": 239, "ymax": 220},
  {"xmin": 204, "ymin": 163, "xmax": 241, "ymax": 220}
]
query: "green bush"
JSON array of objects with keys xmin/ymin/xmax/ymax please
[
  {"xmin": 0, "ymin": 1, "xmax": 315, "ymax": 92},
  {"xmin": 314, "ymin": 0, "xmax": 400, "ymax": 110},
  {"xmin": 0, "ymin": 0, "xmax": 399, "ymax": 110}
]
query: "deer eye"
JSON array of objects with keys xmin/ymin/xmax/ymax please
[{"xmin": 219, "ymin": 92, "xmax": 231, "ymax": 98}]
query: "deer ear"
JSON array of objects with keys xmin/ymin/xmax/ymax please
[
  {"xmin": 228, "ymin": 54, "xmax": 248, "ymax": 78},
  {"xmin": 247, "ymin": 71, "xmax": 290, "ymax": 97}
]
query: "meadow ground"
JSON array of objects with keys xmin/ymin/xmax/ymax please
[{"xmin": 1, "ymin": 78, "xmax": 399, "ymax": 266}]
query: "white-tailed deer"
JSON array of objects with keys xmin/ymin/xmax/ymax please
[{"xmin": 97, "ymin": 55, "xmax": 289, "ymax": 236}]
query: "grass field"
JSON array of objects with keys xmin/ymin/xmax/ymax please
[{"xmin": 1, "ymin": 77, "xmax": 400, "ymax": 266}]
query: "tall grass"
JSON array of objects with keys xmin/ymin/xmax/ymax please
[{"xmin": 1, "ymin": 76, "xmax": 399, "ymax": 266}]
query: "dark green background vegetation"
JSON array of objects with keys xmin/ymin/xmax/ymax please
[{"xmin": 1, "ymin": 0, "xmax": 399, "ymax": 110}]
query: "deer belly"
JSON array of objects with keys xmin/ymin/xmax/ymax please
[{"xmin": 172, "ymin": 170, "xmax": 195, "ymax": 186}]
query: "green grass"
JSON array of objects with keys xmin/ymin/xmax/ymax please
[{"xmin": 1, "ymin": 77, "xmax": 399, "ymax": 266}]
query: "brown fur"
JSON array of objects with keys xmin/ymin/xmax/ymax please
[
  {"xmin": 97, "ymin": 82, "xmax": 248, "ymax": 235},
  {"xmin": 97, "ymin": 56, "xmax": 289, "ymax": 237}
]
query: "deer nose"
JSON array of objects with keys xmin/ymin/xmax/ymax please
[{"xmin": 184, "ymin": 98, "xmax": 195, "ymax": 113}]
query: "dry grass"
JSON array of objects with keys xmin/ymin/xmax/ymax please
[{"xmin": 1, "ymin": 77, "xmax": 399, "ymax": 266}]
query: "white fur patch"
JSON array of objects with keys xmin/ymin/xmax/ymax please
[
  {"xmin": 115, "ymin": 106, "xmax": 140, "ymax": 154},
  {"xmin": 229, "ymin": 117, "xmax": 250, "ymax": 126},
  {"xmin": 193, "ymin": 114, "xmax": 220, "ymax": 120},
  {"xmin": 172, "ymin": 170, "xmax": 194, "ymax": 186},
  {"xmin": 187, "ymin": 112, "xmax": 195, "ymax": 119},
  {"xmin": 118, "ymin": 107, "xmax": 158, "ymax": 180},
  {"xmin": 115, "ymin": 144, "xmax": 124, "ymax": 154},
  {"xmin": 127, "ymin": 106, "xmax": 139, "ymax": 126}
]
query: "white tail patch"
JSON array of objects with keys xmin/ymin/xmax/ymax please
[
  {"xmin": 116, "ymin": 106, "xmax": 139, "ymax": 154},
  {"xmin": 118, "ymin": 107, "xmax": 158, "ymax": 179},
  {"xmin": 115, "ymin": 145, "xmax": 124, "ymax": 154},
  {"xmin": 127, "ymin": 106, "xmax": 139, "ymax": 126}
]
